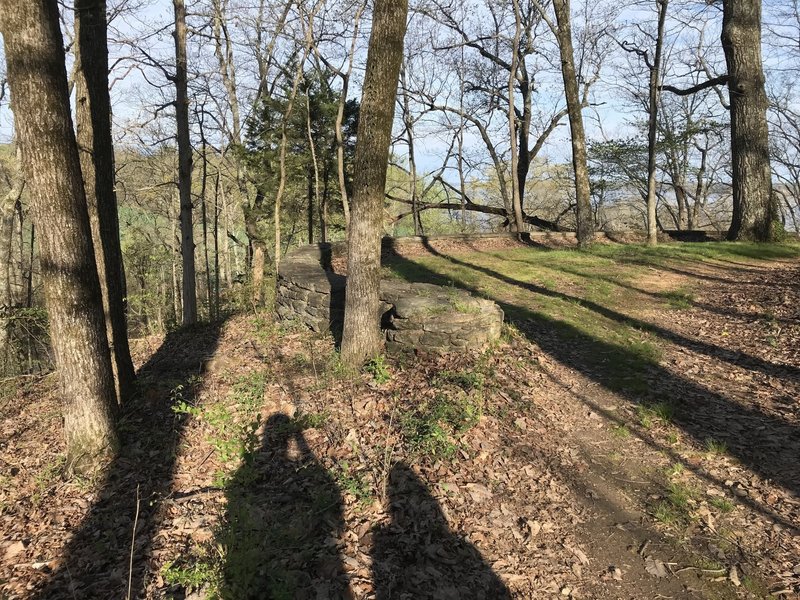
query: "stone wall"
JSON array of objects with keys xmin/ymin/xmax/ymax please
[{"xmin": 275, "ymin": 242, "xmax": 504, "ymax": 353}]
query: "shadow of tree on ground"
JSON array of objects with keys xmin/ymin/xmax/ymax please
[
  {"xmin": 371, "ymin": 463, "xmax": 511, "ymax": 600},
  {"xmin": 217, "ymin": 413, "xmax": 349, "ymax": 599},
  {"xmin": 385, "ymin": 246, "xmax": 800, "ymax": 506},
  {"xmin": 33, "ymin": 320, "xmax": 226, "ymax": 599}
]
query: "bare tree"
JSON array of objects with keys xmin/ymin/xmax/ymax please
[
  {"xmin": 173, "ymin": 0, "xmax": 197, "ymax": 323},
  {"xmin": 0, "ymin": 0, "xmax": 118, "ymax": 469},
  {"xmin": 721, "ymin": 0, "xmax": 776, "ymax": 240},
  {"xmin": 75, "ymin": 0, "xmax": 137, "ymax": 400},
  {"xmin": 341, "ymin": 0, "xmax": 408, "ymax": 366},
  {"xmin": 551, "ymin": 0, "xmax": 595, "ymax": 246}
]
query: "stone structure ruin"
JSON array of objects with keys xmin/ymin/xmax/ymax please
[{"xmin": 275, "ymin": 240, "xmax": 504, "ymax": 353}]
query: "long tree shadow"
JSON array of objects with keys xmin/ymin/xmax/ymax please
[
  {"xmin": 33, "ymin": 320, "xmax": 227, "ymax": 599},
  {"xmin": 548, "ymin": 263, "xmax": 799, "ymax": 326},
  {"xmin": 413, "ymin": 242, "xmax": 800, "ymax": 382},
  {"xmin": 217, "ymin": 413, "xmax": 349, "ymax": 599},
  {"xmin": 371, "ymin": 463, "xmax": 511, "ymax": 600},
  {"xmin": 384, "ymin": 247, "xmax": 800, "ymax": 502}
]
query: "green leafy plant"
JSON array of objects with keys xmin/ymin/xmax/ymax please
[
  {"xmin": 364, "ymin": 355, "xmax": 391, "ymax": 384},
  {"xmin": 400, "ymin": 392, "xmax": 482, "ymax": 459}
]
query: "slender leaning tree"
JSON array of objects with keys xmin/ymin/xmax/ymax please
[
  {"xmin": 0, "ymin": 0, "xmax": 118, "ymax": 470},
  {"xmin": 75, "ymin": 0, "xmax": 137, "ymax": 401},
  {"xmin": 340, "ymin": 0, "xmax": 408, "ymax": 366}
]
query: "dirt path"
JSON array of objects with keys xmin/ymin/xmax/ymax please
[
  {"xmin": 517, "ymin": 257, "xmax": 800, "ymax": 599},
  {"xmin": 1, "ymin": 250, "xmax": 798, "ymax": 599}
]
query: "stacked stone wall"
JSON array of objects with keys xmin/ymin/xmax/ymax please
[{"xmin": 275, "ymin": 241, "xmax": 504, "ymax": 352}]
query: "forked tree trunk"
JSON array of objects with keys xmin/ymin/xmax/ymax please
[
  {"xmin": 75, "ymin": 0, "xmax": 136, "ymax": 402},
  {"xmin": 722, "ymin": 0, "xmax": 777, "ymax": 241},
  {"xmin": 173, "ymin": 0, "xmax": 197, "ymax": 324},
  {"xmin": 340, "ymin": 0, "xmax": 408, "ymax": 366},
  {"xmin": 553, "ymin": 0, "xmax": 593, "ymax": 248},
  {"xmin": 0, "ymin": 0, "xmax": 118, "ymax": 470}
]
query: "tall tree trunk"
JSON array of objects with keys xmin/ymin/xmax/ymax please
[
  {"xmin": 341, "ymin": 0, "xmax": 407, "ymax": 366},
  {"xmin": 306, "ymin": 92, "xmax": 321, "ymax": 243},
  {"xmin": 0, "ymin": 0, "xmax": 118, "ymax": 470},
  {"xmin": 722, "ymin": 0, "xmax": 776, "ymax": 241},
  {"xmin": 1, "ymin": 147, "xmax": 24, "ymax": 308},
  {"xmin": 74, "ymin": 0, "xmax": 136, "ymax": 402},
  {"xmin": 553, "ymin": 0, "xmax": 594, "ymax": 248},
  {"xmin": 645, "ymin": 0, "xmax": 667, "ymax": 246},
  {"xmin": 173, "ymin": 0, "xmax": 197, "ymax": 324},
  {"xmin": 508, "ymin": 0, "xmax": 525, "ymax": 233},
  {"xmin": 400, "ymin": 63, "xmax": 421, "ymax": 235}
]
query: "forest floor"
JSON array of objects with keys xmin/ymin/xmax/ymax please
[{"xmin": 1, "ymin": 239, "xmax": 799, "ymax": 599}]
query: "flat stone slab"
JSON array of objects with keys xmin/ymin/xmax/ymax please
[{"xmin": 276, "ymin": 243, "xmax": 504, "ymax": 353}]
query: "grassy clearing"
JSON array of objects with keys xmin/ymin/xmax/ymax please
[{"xmin": 385, "ymin": 241, "xmax": 800, "ymax": 398}]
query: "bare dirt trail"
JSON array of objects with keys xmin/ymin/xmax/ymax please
[{"xmin": 516, "ymin": 256, "xmax": 800, "ymax": 599}]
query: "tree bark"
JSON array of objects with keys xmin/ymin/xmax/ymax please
[
  {"xmin": 508, "ymin": 0, "xmax": 525, "ymax": 233},
  {"xmin": 341, "ymin": 0, "xmax": 407, "ymax": 366},
  {"xmin": 722, "ymin": 0, "xmax": 777, "ymax": 241},
  {"xmin": 0, "ymin": 0, "xmax": 118, "ymax": 470},
  {"xmin": 75, "ymin": 0, "xmax": 136, "ymax": 402},
  {"xmin": 646, "ymin": 0, "xmax": 668, "ymax": 246},
  {"xmin": 173, "ymin": 0, "xmax": 197, "ymax": 324},
  {"xmin": 553, "ymin": 0, "xmax": 594, "ymax": 248}
]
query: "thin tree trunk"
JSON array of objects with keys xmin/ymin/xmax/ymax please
[
  {"xmin": 305, "ymin": 92, "xmax": 322, "ymax": 243},
  {"xmin": 213, "ymin": 170, "xmax": 221, "ymax": 319},
  {"xmin": 508, "ymin": 0, "xmax": 525, "ymax": 233},
  {"xmin": 553, "ymin": 0, "xmax": 594, "ymax": 248},
  {"xmin": 173, "ymin": 0, "xmax": 197, "ymax": 324},
  {"xmin": 722, "ymin": 0, "xmax": 776, "ymax": 241},
  {"xmin": 645, "ymin": 0, "xmax": 667, "ymax": 246},
  {"xmin": 0, "ymin": 0, "xmax": 117, "ymax": 469},
  {"xmin": 74, "ymin": 0, "xmax": 136, "ymax": 401},
  {"xmin": 400, "ymin": 63, "xmax": 421, "ymax": 236},
  {"xmin": 220, "ymin": 180, "xmax": 232, "ymax": 286},
  {"xmin": 199, "ymin": 132, "xmax": 212, "ymax": 318},
  {"xmin": 1, "ymin": 147, "xmax": 24, "ymax": 307},
  {"xmin": 341, "ymin": 0, "xmax": 408, "ymax": 366},
  {"xmin": 332, "ymin": 0, "xmax": 367, "ymax": 230}
]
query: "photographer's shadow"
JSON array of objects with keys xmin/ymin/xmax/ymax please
[
  {"xmin": 218, "ymin": 413, "xmax": 349, "ymax": 599},
  {"xmin": 371, "ymin": 463, "xmax": 510, "ymax": 600}
]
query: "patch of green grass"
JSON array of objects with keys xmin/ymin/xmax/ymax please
[
  {"xmin": 637, "ymin": 401, "xmax": 674, "ymax": 428},
  {"xmin": 435, "ymin": 369, "xmax": 485, "ymax": 391},
  {"xmin": 709, "ymin": 496, "xmax": 735, "ymax": 513},
  {"xmin": 612, "ymin": 424, "xmax": 631, "ymax": 439},
  {"xmin": 31, "ymin": 457, "xmax": 65, "ymax": 504},
  {"xmin": 653, "ymin": 500, "xmax": 682, "ymax": 525},
  {"xmin": 231, "ymin": 370, "xmax": 268, "ymax": 412},
  {"xmin": 704, "ymin": 437, "xmax": 728, "ymax": 456},
  {"xmin": 401, "ymin": 392, "xmax": 482, "ymax": 460},
  {"xmin": 659, "ymin": 288, "xmax": 695, "ymax": 310},
  {"xmin": 364, "ymin": 355, "xmax": 391, "ymax": 384},
  {"xmin": 665, "ymin": 462, "xmax": 685, "ymax": 477},
  {"xmin": 276, "ymin": 411, "xmax": 328, "ymax": 433},
  {"xmin": 653, "ymin": 481, "xmax": 698, "ymax": 526},
  {"xmin": 331, "ymin": 461, "xmax": 373, "ymax": 506},
  {"xmin": 161, "ymin": 557, "xmax": 218, "ymax": 593}
]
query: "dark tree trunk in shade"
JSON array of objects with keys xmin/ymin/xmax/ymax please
[
  {"xmin": 75, "ymin": 0, "xmax": 136, "ymax": 402},
  {"xmin": 722, "ymin": 0, "xmax": 777, "ymax": 241},
  {"xmin": 0, "ymin": 0, "xmax": 118, "ymax": 469},
  {"xmin": 553, "ymin": 0, "xmax": 594, "ymax": 248},
  {"xmin": 173, "ymin": 0, "xmax": 197, "ymax": 323},
  {"xmin": 340, "ymin": 0, "xmax": 408, "ymax": 366}
]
